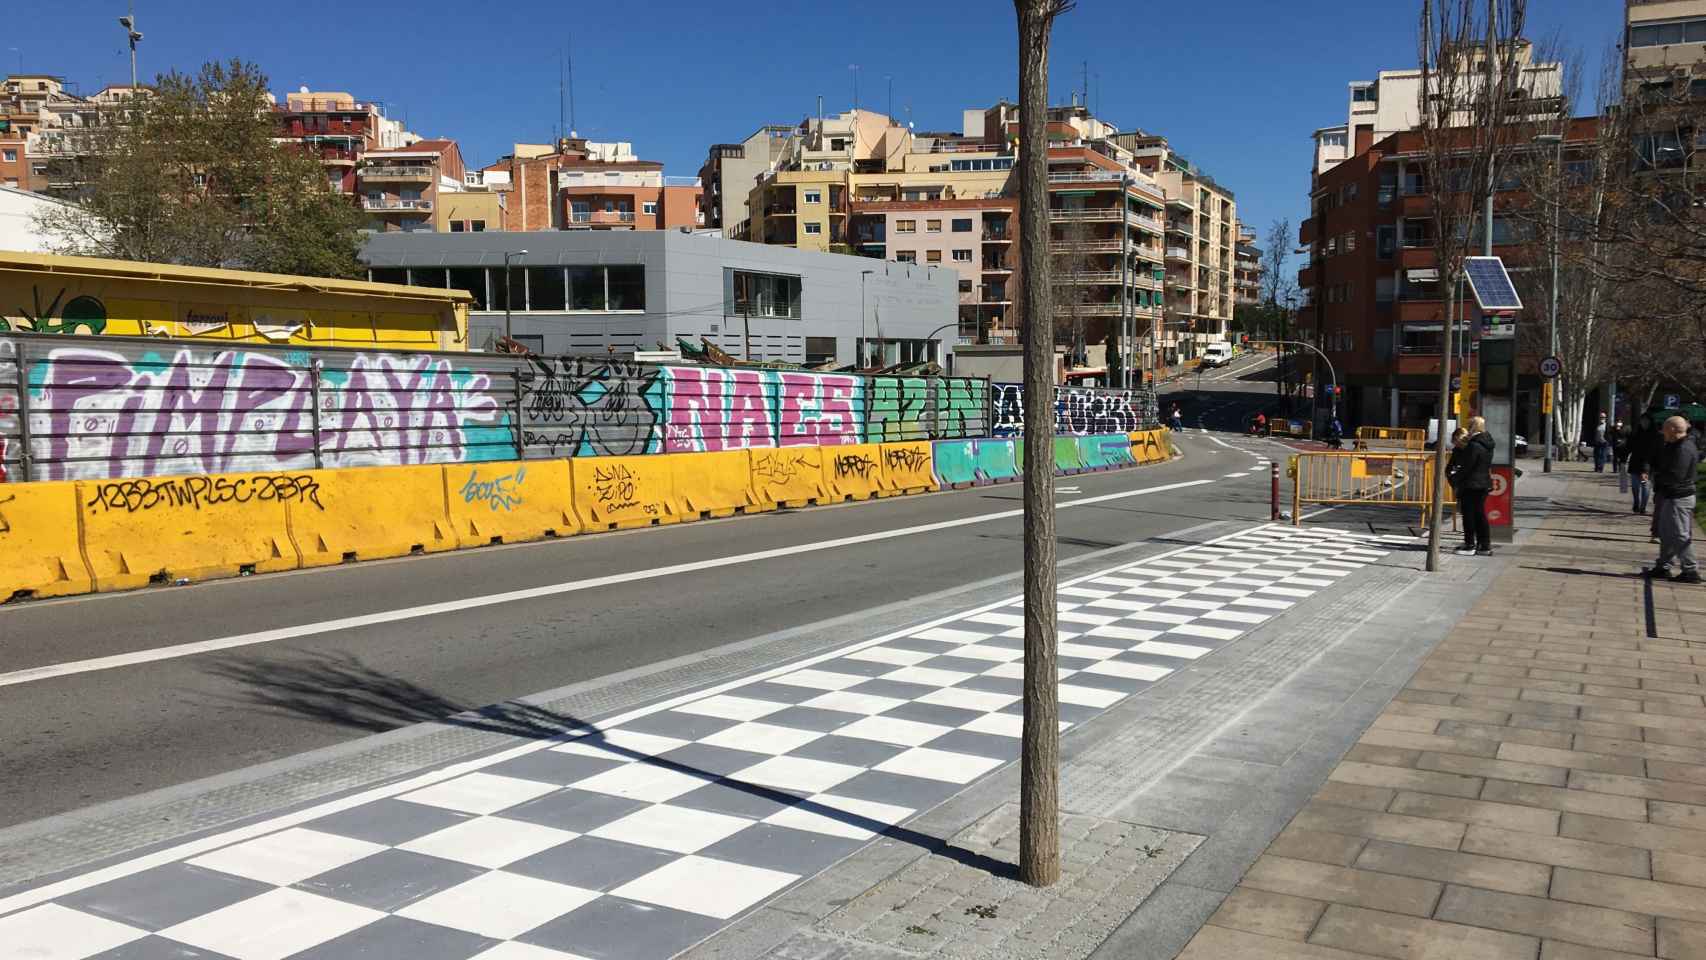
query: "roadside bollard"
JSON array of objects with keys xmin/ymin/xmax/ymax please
[{"xmin": 1271, "ymin": 462, "xmax": 1281, "ymax": 522}]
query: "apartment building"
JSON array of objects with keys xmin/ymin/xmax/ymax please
[
  {"xmin": 1626, "ymin": 0, "xmax": 1706, "ymax": 82},
  {"xmin": 1296, "ymin": 116, "xmax": 1599, "ymax": 430},
  {"xmin": 698, "ymin": 125, "xmax": 794, "ymax": 233},
  {"xmin": 357, "ymin": 139, "xmax": 467, "ymax": 233},
  {"xmin": 1311, "ymin": 41, "xmax": 1564, "ymax": 178},
  {"xmin": 1114, "ymin": 132, "xmax": 1236, "ymax": 363},
  {"xmin": 1234, "ymin": 226, "xmax": 1262, "ymax": 307},
  {"xmin": 481, "ymin": 138, "xmax": 701, "ymax": 233},
  {"xmin": 2, "ymin": 75, "xmax": 148, "ymax": 198},
  {"xmin": 735, "ymin": 102, "xmax": 1179, "ymax": 367},
  {"xmin": 276, "ymin": 88, "xmax": 414, "ymax": 195}
]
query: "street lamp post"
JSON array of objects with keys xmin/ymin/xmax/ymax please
[
  {"xmin": 118, "ymin": 3, "xmax": 142, "ymax": 91},
  {"xmin": 860, "ymin": 269, "xmax": 875, "ymax": 369},
  {"xmin": 503, "ymin": 249, "xmax": 528, "ymax": 344},
  {"xmin": 1534, "ymin": 132, "xmax": 1563, "ymax": 474},
  {"xmin": 1254, "ymin": 339, "xmax": 1338, "ymax": 418}
]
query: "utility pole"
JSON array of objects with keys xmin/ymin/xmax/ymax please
[
  {"xmin": 1014, "ymin": 0, "xmax": 1067, "ymax": 890},
  {"xmin": 1536, "ymin": 132, "xmax": 1561, "ymax": 472},
  {"xmin": 1120, "ymin": 170, "xmax": 1132, "ymax": 390}
]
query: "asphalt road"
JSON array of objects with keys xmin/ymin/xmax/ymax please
[{"xmin": 0, "ymin": 375, "xmax": 1288, "ymax": 828}]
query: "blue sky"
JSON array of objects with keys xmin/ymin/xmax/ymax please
[{"xmin": 16, "ymin": 1, "xmax": 1622, "ymax": 276}]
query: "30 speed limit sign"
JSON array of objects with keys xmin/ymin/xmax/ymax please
[{"xmin": 1539, "ymin": 355, "xmax": 1562, "ymax": 379}]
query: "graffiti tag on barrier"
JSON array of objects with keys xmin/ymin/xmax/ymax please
[
  {"xmin": 460, "ymin": 466, "xmax": 527, "ymax": 512},
  {"xmin": 591, "ymin": 463, "xmax": 656, "ymax": 516},
  {"xmin": 752, "ymin": 450, "xmax": 819, "ymax": 487},
  {"xmin": 883, "ymin": 446, "xmax": 928, "ymax": 474},
  {"xmin": 0, "ymin": 493, "xmax": 13, "ymax": 534},
  {"xmin": 519, "ymin": 357, "xmax": 662, "ymax": 457},
  {"xmin": 84, "ymin": 474, "xmax": 324, "ymax": 513},
  {"xmin": 832, "ymin": 453, "xmax": 877, "ymax": 480}
]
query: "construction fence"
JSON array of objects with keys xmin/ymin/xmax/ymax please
[{"xmin": 1290, "ymin": 451, "xmax": 1437, "ymax": 525}]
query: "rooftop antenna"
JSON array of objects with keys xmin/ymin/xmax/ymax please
[
  {"xmin": 886, "ymin": 74, "xmax": 893, "ymax": 120},
  {"xmin": 850, "ymin": 63, "xmax": 859, "ymax": 113},
  {"xmin": 566, "ymin": 37, "xmax": 577, "ymax": 137},
  {"xmin": 558, "ymin": 50, "xmax": 566, "ymax": 145},
  {"xmin": 1081, "ymin": 59, "xmax": 1088, "ymax": 111}
]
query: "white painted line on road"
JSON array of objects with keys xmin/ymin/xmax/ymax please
[
  {"xmin": 1222, "ymin": 473, "xmax": 1246, "ymax": 479},
  {"xmin": 0, "ymin": 477, "xmax": 1219, "ymax": 690}
]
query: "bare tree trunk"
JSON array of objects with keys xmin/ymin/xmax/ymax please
[
  {"xmin": 1427, "ymin": 276, "xmax": 1457, "ymax": 570},
  {"xmin": 1015, "ymin": 0, "xmax": 1062, "ymax": 890}
]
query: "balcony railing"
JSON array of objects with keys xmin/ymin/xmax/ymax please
[
  {"xmin": 361, "ymin": 165, "xmax": 434, "ymax": 181},
  {"xmin": 982, "ymin": 228, "xmax": 1012, "ymax": 241},
  {"xmin": 1053, "ymin": 302, "xmax": 1164, "ymax": 318},
  {"xmin": 570, "ymin": 210, "xmax": 638, "ymax": 224},
  {"xmin": 1052, "ymin": 240, "xmax": 1123, "ymax": 253},
  {"xmin": 362, "ymin": 198, "xmax": 432, "ymax": 211},
  {"xmin": 663, "ymin": 176, "xmax": 702, "ymax": 187},
  {"xmin": 982, "ymin": 261, "xmax": 1013, "ymax": 273},
  {"xmin": 1165, "ymin": 247, "xmax": 1191, "ymax": 260},
  {"xmin": 1049, "ymin": 206, "xmax": 1124, "ymax": 221},
  {"xmin": 1047, "ymin": 170, "xmax": 1166, "ymax": 201}
]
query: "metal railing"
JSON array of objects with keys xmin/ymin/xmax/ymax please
[
  {"xmin": 1290, "ymin": 451, "xmax": 1437, "ymax": 526},
  {"xmin": 1352, "ymin": 426, "xmax": 1427, "ymax": 451},
  {"xmin": 662, "ymin": 176, "xmax": 702, "ymax": 187},
  {"xmin": 1049, "ymin": 207, "xmax": 1123, "ymax": 221},
  {"xmin": 1165, "ymin": 247, "xmax": 1191, "ymax": 259},
  {"xmin": 362, "ymin": 198, "xmax": 433, "ymax": 211},
  {"xmin": 360, "ymin": 165, "xmax": 434, "ymax": 180},
  {"xmin": 570, "ymin": 210, "xmax": 638, "ymax": 224}
]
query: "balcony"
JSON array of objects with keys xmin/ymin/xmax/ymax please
[
  {"xmin": 1050, "ymin": 206, "xmax": 1124, "ymax": 222},
  {"xmin": 1055, "ymin": 301, "xmax": 1163, "ymax": 318},
  {"xmin": 360, "ymin": 165, "xmax": 434, "ymax": 182},
  {"xmin": 1058, "ymin": 271, "xmax": 1125, "ymax": 283},
  {"xmin": 982, "ymin": 225, "xmax": 1012, "ymax": 241},
  {"xmin": 1052, "ymin": 239, "xmax": 1123, "ymax": 253},
  {"xmin": 1047, "ymin": 170, "xmax": 1166, "ymax": 202},
  {"xmin": 362, "ymin": 198, "xmax": 432, "ymax": 212},
  {"xmin": 663, "ymin": 176, "xmax": 702, "ymax": 187},
  {"xmin": 982, "ymin": 261, "xmax": 1013, "ymax": 274},
  {"xmin": 569, "ymin": 210, "xmax": 638, "ymax": 225},
  {"xmin": 1165, "ymin": 247, "xmax": 1191, "ymax": 261},
  {"xmin": 318, "ymin": 149, "xmax": 359, "ymax": 166}
]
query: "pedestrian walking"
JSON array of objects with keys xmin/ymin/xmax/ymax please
[
  {"xmin": 1646, "ymin": 415, "xmax": 1701, "ymax": 584},
  {"xmin": 1611, "ymin": 420, "xmax": 1630, "ymax": 472},
  {"xmin": 1593, "ymin": 412, "xmax": 1610, "ymax": 472},
  {"xmin": 1627, "ymin": 412, "xmax": 1657, "ymax": 515},
  {"xmin": 1169, "ymin": 404, "xmax": 1184, "ymax": 432},
  {"xmin": 1453, "ymin": 416, "xmax": 1495, "ymax": 557},
  {"xmin": 1444, "ymin": 427, "xmax": 1469, "ymax": 542}
]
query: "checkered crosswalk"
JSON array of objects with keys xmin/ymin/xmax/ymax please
[{"xmin": 0, "ymin": 524, "xmax": 1400, "ymax": 960}]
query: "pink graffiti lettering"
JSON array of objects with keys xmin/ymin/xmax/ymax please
[{"xmin": 778, "ymin": 372, "xmax": 860, "ymax": 447}]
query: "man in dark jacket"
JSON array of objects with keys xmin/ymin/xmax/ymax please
[
  {"xmin": 1453, "ymin": 417, "xmax": 1495, "ymax": 557},
  {"xmin": 1648, "ymin": 416, "xmax": 1701, "ymax": 583},
  {"xmin": 1627, "ymin": 413, "xmax": 1659, "ymax": 515}
]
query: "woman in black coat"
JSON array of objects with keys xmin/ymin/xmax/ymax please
[{"xmin": 1454, "ymin": 416, "xmax": 1495, "ymax": 556}]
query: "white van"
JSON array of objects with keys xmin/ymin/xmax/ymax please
[{"xmin": 1201, "ymin": 342, "xmax": 1234, "ymax": 368}]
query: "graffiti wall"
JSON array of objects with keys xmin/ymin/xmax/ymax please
[
  {"xmin": 0, "ymin": 332, "xmax": 991, "ymax": 482},
  {"xmin": 990, "ymin": 383, "xmax": 1158, "ymax": 437},
  {"xmin": 514, "ymin": 357, "xmax": 989, "ymax": 459},
  {"xmin": 1, "ymin": 334, "xmax": 517, "ymax": 482}
]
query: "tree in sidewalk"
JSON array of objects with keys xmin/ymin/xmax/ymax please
[
  {"xmin": 1014, "ymin": 0, "xmax": 1072, "ymax": 890},
  {"xmin": 35, "ymin": 59, "xmax": 365, "ymax": 278},
  {"xmin": 1415, "ymin": 0, "xmax": 1533, "ymax": 571}
]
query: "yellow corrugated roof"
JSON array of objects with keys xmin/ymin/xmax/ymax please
[{"xmin": 0, "ymin": 251, "xmax": 473, "ymax": 305}]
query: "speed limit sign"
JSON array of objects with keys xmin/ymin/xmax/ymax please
[{"xmin": 1539, "ymin": 355, "xmax": 1562, "ymax": 379}]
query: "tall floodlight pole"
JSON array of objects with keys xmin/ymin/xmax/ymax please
[{"xmin": 118, "ymin": 3, "xmax": 143, "ymax": 92}]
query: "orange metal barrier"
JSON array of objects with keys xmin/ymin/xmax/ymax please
[{"xmin": 1290, "ymin": 451, "xmax": 1438, "ymax": 526}]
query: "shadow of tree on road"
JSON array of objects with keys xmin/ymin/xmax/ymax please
[{"xmin": 203, "ymin": 652, "xmax": 1019, "ymax": 881}]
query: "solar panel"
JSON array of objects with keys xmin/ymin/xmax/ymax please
[{"xmin": 1463, "ymin": 257, "xmax": 1524, "ymax": 312}]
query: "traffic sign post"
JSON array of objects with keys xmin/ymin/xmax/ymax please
[{"xmin": 1539, "ymin": 356, "xmax": 1562, "ymax": 379}]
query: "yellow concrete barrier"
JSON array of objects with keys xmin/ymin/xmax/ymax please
[
  {"xmin": 78, "ymin": 472, "xmax": 306, "ymax": 591},
  {"xmin": 571, "ymin": 455, "xmax": 679, "ymax": 530},
  {"xmin": 1129, "ymin": 430, "xmax": 1171, "ymax": 464},
  {"xmin": 822, "ymin": 444, "xmax": 887, "ymax": 502},
  {"xmin": 672, "ymin": 450, "xmax": 772, "ymax": 520},
  {"xmin": 750, "ymin": 447, "xmax": 828, "ymax": 508},
  {"xmin": 292, "ymin": 464, "xmax": 457, "ymax": 567},
  {"xmin": 879, "ymin": 442, "xmax": 937, "ymax": 496},
  {"xmin": 0, "ymin": 479, "xmax": 95, "ymax": 600},
  {"xmin": 446, "ymin": 460, "xmax": 578, "ymax": 547}
]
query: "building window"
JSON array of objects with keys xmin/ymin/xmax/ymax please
[
  {"xmin": 804, "ymin": 221, "xmax": 822, "ymax": 234},
  {"xmin": 959, "ymin": 279, "xmax": 973, "ymax": 293},
  {"xmin": 896, "ymin": 219, "xmax": 916, "ymax": 234},
  {"xmin": 471, "ymin": 220, "xmax": 485, "ymax": 232},
  {"xmin": 1376, "ymin": 225, "xmax": 1396, "ymax": 259},
  {"xmin": 803, "ymin": 190, "xmax": 822, "ymax": 204},
  {"xmin": 952, "ymin": 218, "xmax": 973, "ymax": 232},
  {"xmin": 952, "ymin": 249, "xmax": 972, "ymax": 262},
  {"xmin": 1630, "ymin": 18, "xmax": 1706, "ymax": 47},
  {"xmin": 730, "ymin": 269, "xmax": 802, "ymax": 319},
  {"xmin": 805, "ymin": 336, "xmax": 837, "ymax": 365},
  {"xmin": 448, "ymin": 267, "xmax": 487, "ymax": 310},
  {"xmin": 608, "ymin": 265, "xmax": 645, "ymax": 310},
  {"xmin": 450, "ymin": 220, "xmax": 466, "ymax": 232},
  {"xmin": 926, "ymin": 219, "xmax": 943, "ymax": 233},
  {"xmin": 1, "ymin": 149, "xmax": 14, "ymax": 163},
  {"xmin": 643, "ymin": 201, "xmax": 657, "ymax": 215},
  {"xmin": 1351, "ymin": 85, "xmax": 1378, "ymax": 103},
  {"xmin": 895, "ymin": 251, "xmax": 917, "ymax": 263},
  {"xmin": 527, "ymin": 266, "xmax": 567, "ymax": 310},
  {"xmin": 926, "ymin": 250, "xmax": 943, "ymax": 263}
]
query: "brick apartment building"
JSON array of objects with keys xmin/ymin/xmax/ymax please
[
  {"xmin": 276, "ymin": 89, "xmax": 414, "ymax": 196},
  {"xmin": 1296, "ymin": 117, "xmax": 1598, "ymax": 431},
  {"xmin": 483, "ymin": 138, "xmax": 702, "ymax": 233}
]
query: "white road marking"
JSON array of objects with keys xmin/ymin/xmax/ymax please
[{"xmin": 0, "ymin": 478, "xmax": 1220, "ymax": 689}]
